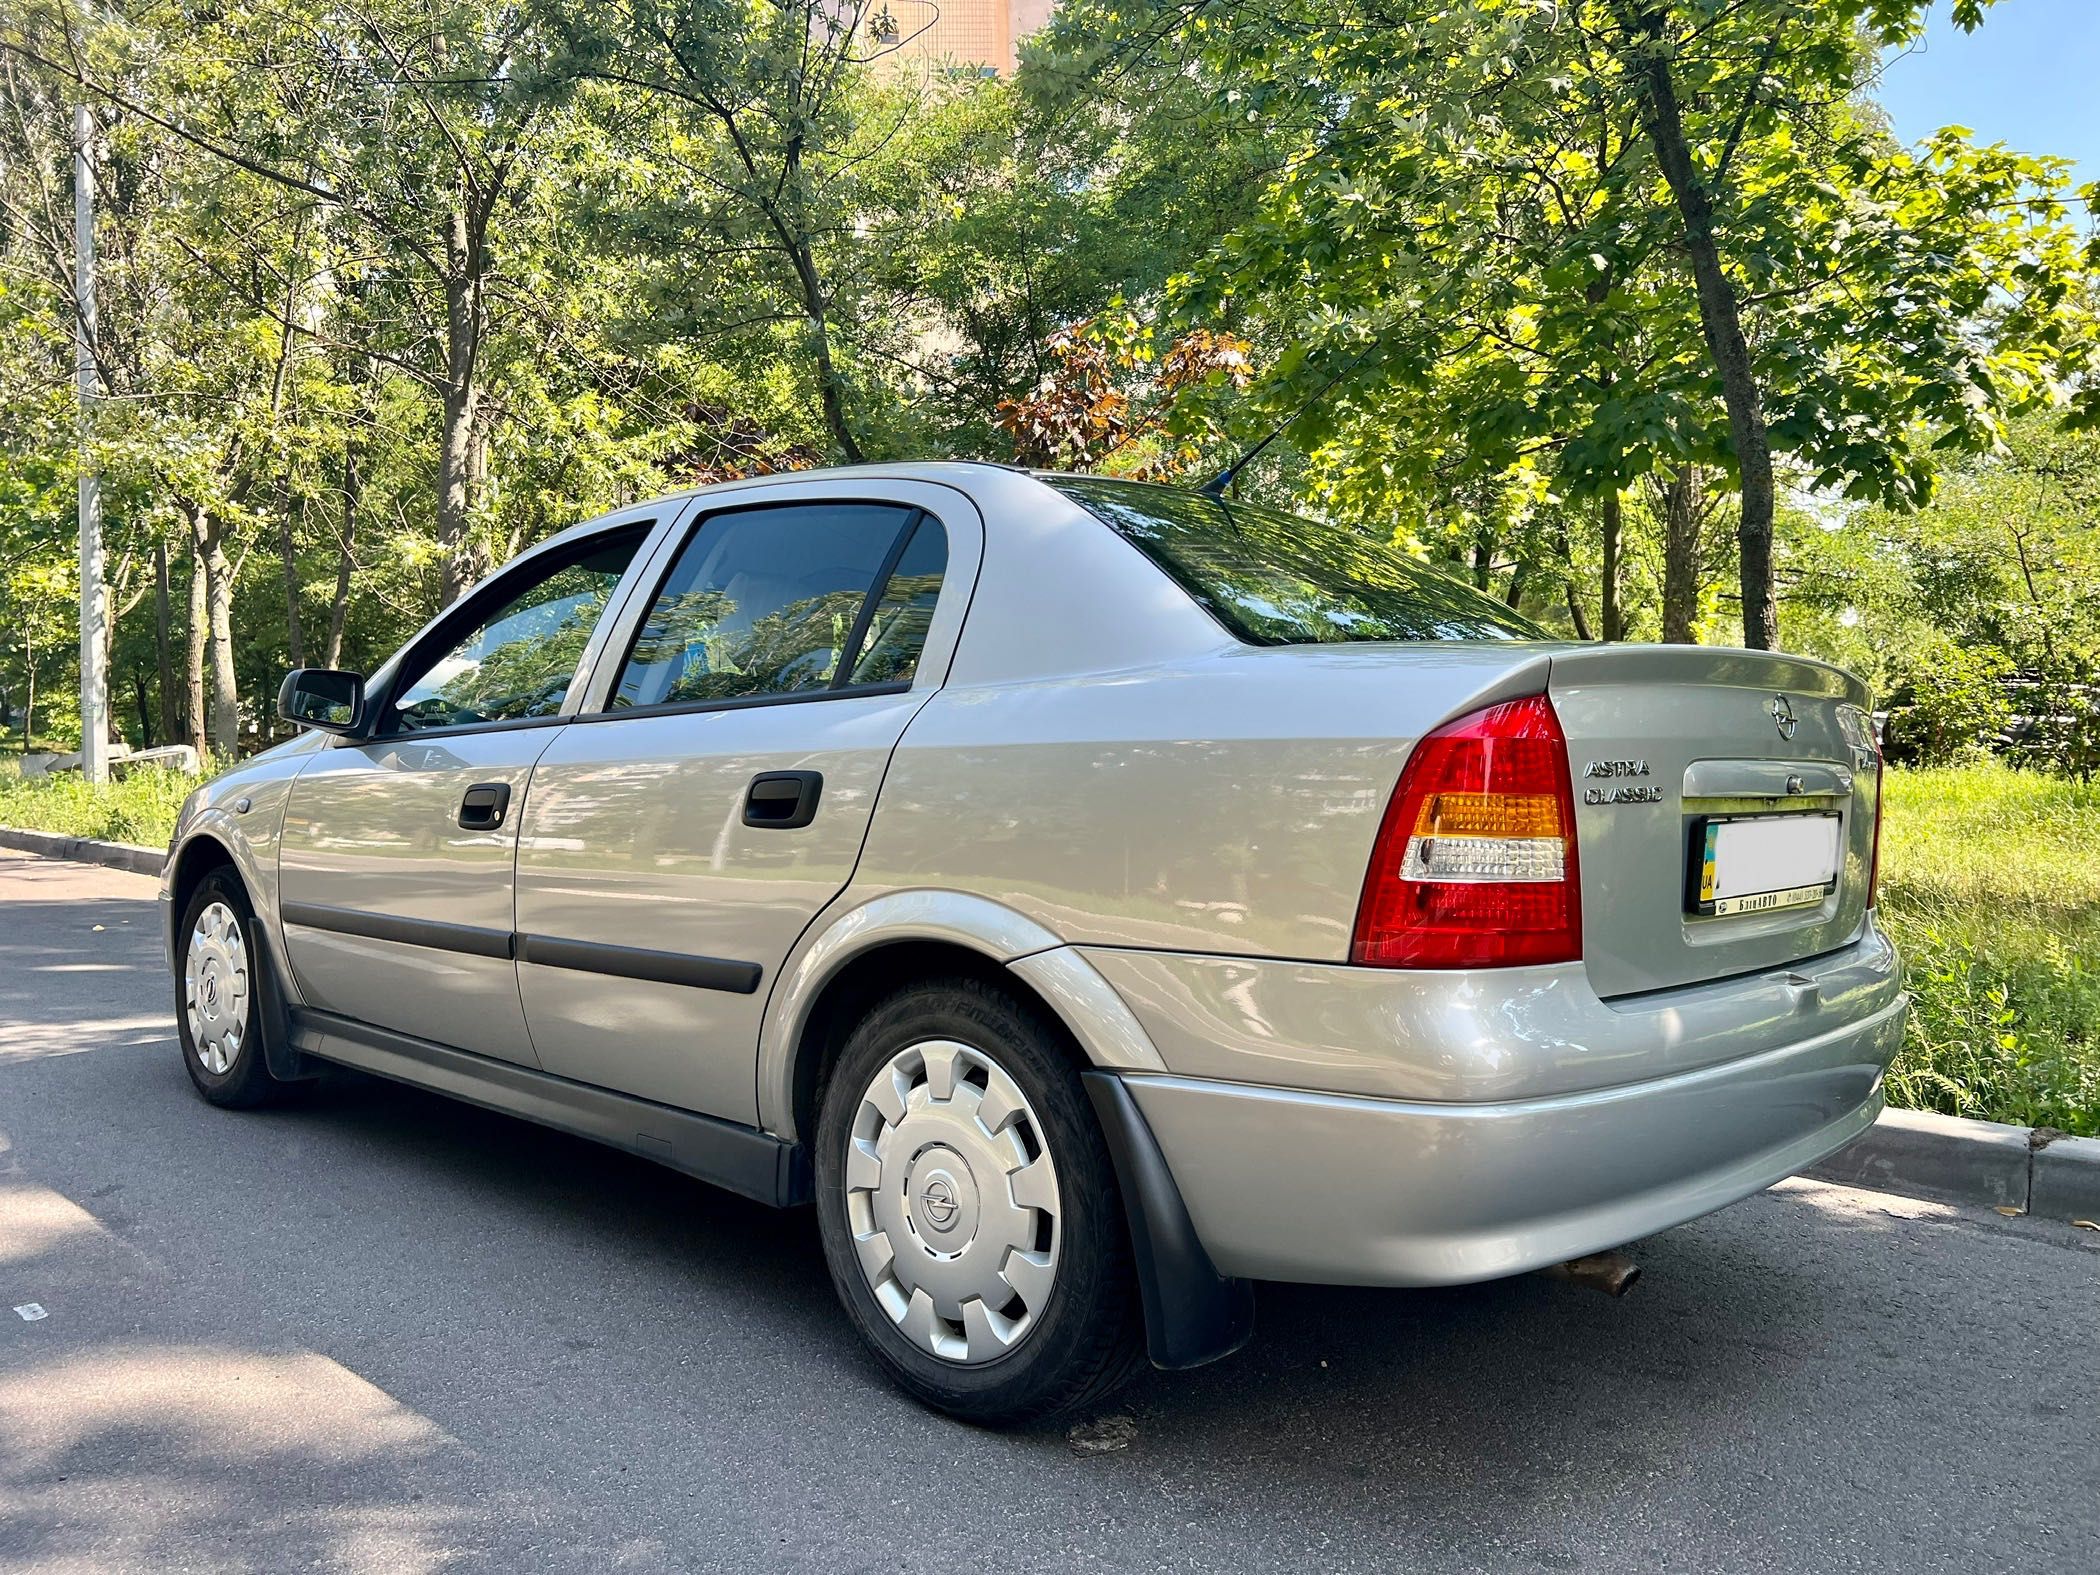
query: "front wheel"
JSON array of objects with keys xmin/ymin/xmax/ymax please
[
  {"xmin": 813, "ymin": 978, "xmax": 1142, "ymax": 1425},
  {"xmin": 176, "ymin": 869, "xmax": 291, "ymax": 1109}
]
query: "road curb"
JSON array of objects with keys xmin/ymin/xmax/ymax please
[
  {"xmin": 1805, "ymin": 1106, "xmax": 2099, "ymax": 1223},
  {"xmin": 2030, "ymin": 1130, "xmax": 2100, "ymax": 1222},
  {"xmin": 0, "ymin": 826, "xmax": 167, "ymax": 877}
]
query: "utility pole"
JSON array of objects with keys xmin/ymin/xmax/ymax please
[{"xmin": 74, "ymin": 102, "xmax": 108, "ymax": 782}]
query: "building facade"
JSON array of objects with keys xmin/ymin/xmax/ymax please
[{"xmin": 874, "ymin": 0, "xmax": 1057, "ymax": 75}]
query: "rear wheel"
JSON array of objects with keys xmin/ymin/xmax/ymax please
[
  {"xmin": 176, "ymin": 869, "xmax": 290, "ymax": 1109},
  {"xmin": 813, "ymin": 978, "xmax": 1142, "ymax": 1425}
]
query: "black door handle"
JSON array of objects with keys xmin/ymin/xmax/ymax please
[
  {"xmin": 744, "ymin": 770, "xmax": 822, "ymax": 829},
  {"xmin": 458, "ymin": 782, "xmax": 512, "ymax": 830}
]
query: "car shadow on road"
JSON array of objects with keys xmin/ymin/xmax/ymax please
[{"xmin": 288, "ymin": 1068, "xmax": 1855, "ymax": 1457}]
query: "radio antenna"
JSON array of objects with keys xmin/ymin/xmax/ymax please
[{"xmin": 1199, "ymin": 349, "xmax": 1370, "ymax": 498}]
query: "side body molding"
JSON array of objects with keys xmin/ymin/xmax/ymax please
[{"xmin": 756, "ymin": 888, "xmax": 1169, "ymax": 1144}]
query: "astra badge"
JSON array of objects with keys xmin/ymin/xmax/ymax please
[{"xmin": 1581, "ymin": 758, "xmax": 1661, "ymax": 806}]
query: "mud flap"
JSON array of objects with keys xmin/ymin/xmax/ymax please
[
  {"xmin": 252, "ymin": 926, "xmax": 319, "ymax": 1082},
  {"xmin": 1082, "ymin": 1068, "xmax": 1255, "ymax": 1371}
]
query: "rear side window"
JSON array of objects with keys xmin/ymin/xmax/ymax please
[
  {"xmin": 1050, "ymin": 477, "xmax": 1548, "ymax": 645},
  {"xmin": 846, "ymin": 516, "xmax": 946, "ymax": 686},
  {"xmin": 610, "ymin": 503, "xmax": 943, "ymax": 709}
]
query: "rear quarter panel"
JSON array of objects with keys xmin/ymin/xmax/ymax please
[{"xmin": 853, "ymin": 643, "xmax": 1561, "ymax": 961}]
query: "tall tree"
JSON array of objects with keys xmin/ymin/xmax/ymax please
[
  {"xmin": 1035, "ymin": 0, "xmax": 2100, "ymax": 646},
  {"xmin": 546, "ymin": 1, "xmax": 921, "ymax": 463}
]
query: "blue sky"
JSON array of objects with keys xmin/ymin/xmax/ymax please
[{"xmin": 1876, "ymin": 0, "xmax": 2100, "ymax": 196}]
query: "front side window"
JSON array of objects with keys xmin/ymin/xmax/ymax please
[
  {"xmin": 610, "ymin": 503, "xmax": 943, "ymax": 710},
  {"xmin": 1049, "ymin": 477, "xmax": 1549, "ymax": 645},
  {"xmin": 390, "ymin": 533, "xmax": 644, "ymax": 731}
]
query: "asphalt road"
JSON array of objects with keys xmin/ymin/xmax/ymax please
[{"xmin": 1, "ymin": 850, "xmax": 2095, "ymax": 1574}]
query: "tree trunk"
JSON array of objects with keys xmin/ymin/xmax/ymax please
[
  {"xmin": 205, "ymin": 528, "xmax": 239, "ymax": 757},
  {"xmin": 1600, "ymin": 490, "xmax": 1625, "ymax": 643},
  {"xmin": 1554, "ymin": 521, "xmax": 1594, "ymax": 640},
  {"xmin": 774, "ymin": 143, "xmax": 863, "ymax": 464},
  {"xmin": 155, "ymin": 537, "xmax": 178, "ymax": 745},
  {"xmin": 184, "ymin": 522, "xmax": 207, "ymax": 758},
  {"xmin": 325, "ymin": 418, "xmax": 361, "ymax": 670},
  {"xmin": 1504, "ymin": 548, "xmax": 1531, "ymax": 611},
  {"xmin": 438, "ymin": 205, "xmax": 486, "ymax": 606},
  {"xmin": 21, "ymin": 649, "xmax": 34, "ymax": 752},
  {"xmin": 802, "ymin": 289, "xmax": 863, "ymax": 465},
  {"xmin": 279, "ymin": 496, "xmax": 306, "ymax": 668},
  {"xmin": 437, "ymin": 372, "xmax": 481, "ymax": 605},
  {"xmin": 187, "ymin": 503, "xmax": 238, "ymax": 757},
  {"xmin": 1661, "ymin": 466, "xmax": 1706, "ymax": 643},
  {"xmin": 132, "ymin": 669, "xmax": 152, "ymax": 746},
  {"xmin": 1621, "ymin": 3, "xmax": 1778, "ymax": 649}
]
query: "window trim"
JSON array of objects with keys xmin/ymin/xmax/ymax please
[
  {"xmin": 362, "ymin": 520, "xmax": 659, "ymax": 742},
  {"xmin": 564, "ymin": 680, "xmax": 916, "ymax": 728},
  {"xmin": 590, "ymin": 497, "xmax": 935, "ymax": 722}
]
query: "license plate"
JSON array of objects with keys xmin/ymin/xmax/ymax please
[{"xmin": 1689, "ymin": 812, "xmax": 1841, "ymax": 917}]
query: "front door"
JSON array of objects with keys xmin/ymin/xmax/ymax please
[
  {"xmin": 513, "ymin": 486, "xmax": 974, "ymax": 1122},
  {"xmin": 277, "ymin": 525, "xmax": 652, "ymax": 1065}
]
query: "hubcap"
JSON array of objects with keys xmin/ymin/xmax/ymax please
[
  {"xmin": 844, "ymin": 1038, "xmax": 1062, "ymax": 1365},
  {"xmin": 184, "ymin": 901, "xmax": 250, "ymax": 1075}
]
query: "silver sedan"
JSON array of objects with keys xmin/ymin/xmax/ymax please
[{"xmin": 163, "ymin": 463, "xmax": 1904, "ymax": 1423}]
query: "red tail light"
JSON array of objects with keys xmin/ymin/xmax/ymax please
[{"xmin": 1351, "ymin": 694, "xmax": 1582, "ymax": 969}]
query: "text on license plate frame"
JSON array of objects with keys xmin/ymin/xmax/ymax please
[{"xmin": 1686, "ymin": 811, "xmax": 1843, "ymax": 918}]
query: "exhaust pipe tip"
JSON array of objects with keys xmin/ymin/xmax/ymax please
[{"xmin": 1541, "ymin": 1249, "xmax": 1641, "ymax": 1297}]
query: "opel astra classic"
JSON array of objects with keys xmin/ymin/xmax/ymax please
[{"xmin": 163, "ymin": 463, "xmax": 1904, "ymax": 1423}]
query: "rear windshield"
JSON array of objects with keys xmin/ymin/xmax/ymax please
[{"xmin": 1050, "ymin": 476, "xmax": 1548, "ymax": 646}]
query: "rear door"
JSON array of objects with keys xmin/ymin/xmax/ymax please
[
  {"xmin": 513, "ymin": 480, "xmax": 980, "ymax": 1123},
  {"xmin": 1547, "ymin": 645, "xmax": 1881, "ymax": 998},
  {"xmin": 277, "ymin": 519, "xmax": 659, "ymax": 1064}
]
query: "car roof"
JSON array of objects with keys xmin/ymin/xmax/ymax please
[{"xmin": 657, "ymin": 459, "xmax": 1036, "ymax": 504}]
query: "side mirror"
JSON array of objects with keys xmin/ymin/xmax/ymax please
[{"xmin": 278, "ymin": 668, "xmax": 366, "ymax": 735}]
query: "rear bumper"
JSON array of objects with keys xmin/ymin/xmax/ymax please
[{"xmin": 1121, "ymin": 989, "xmax": 1906, "ymax": 1286}]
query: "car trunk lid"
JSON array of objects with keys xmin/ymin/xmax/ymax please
[{"xmin": 1545, "ymin": 645, "xmax": 1880, "ymax": 999}]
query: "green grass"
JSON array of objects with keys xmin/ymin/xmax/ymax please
[
  {"xmin": 0, "ymin": 759, "xmax": 198, "ymax": 846},
  {"xmin": 1878, "ymin": 764, "xmax": 2100, "ymax": 1136},
  {"xmin": 1, "ymin": 753, "xmax": 2092, "ymax": 1133}
]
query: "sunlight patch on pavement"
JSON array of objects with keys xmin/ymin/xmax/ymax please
[
  {"xmin": 1769, "ymin": 1175, "xmax": 1966, "ymax": 1222},
  {"xmin": 0, "ymin": 1347, "xmax": 473, "ymax": 1574},
  {"xmin": 0, "ymin": 1346, "xmax": 453, "ymax": 1471},
  {"xmin": 0, "ymin": 1184, "xmax": 105, "ymax": 1269},
  {"xmin": 0, "ymin": 1175, "xmax": 486, "ymax": 1573},
  {"xmin": 0, "ymin": 1014, "xmax": 173, "ymax": 1064}
]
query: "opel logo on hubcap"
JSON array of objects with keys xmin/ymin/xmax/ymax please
[
  {"xmin": 1770, "ymin": 694, "xmax": 1798, "ymax": 740},
  {"xmin": 919, "ymin": 1175, "xmax": 960, "ymax": 1230}
]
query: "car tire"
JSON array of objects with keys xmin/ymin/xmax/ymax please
[
  {"xmin": 813, "ymin": 977, "xmax": 1143, "ymax": 1425},
  {"xmin": 175, "ymin": 869, "xmax": 290, "ymax": 1109}
]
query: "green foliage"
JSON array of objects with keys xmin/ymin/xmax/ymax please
[
  {"xmin": 1784, "ymin": 415, "xmax": 2100, "ymax": 778},
  {"xmin": 1878, "ymin": 764, "xmax": 2100, "ymax": 1135},
  {"xmin": 0, "ymin": 760, "xmax": 198, "ymax": 845},
  {"xmin": 1026, "ymin": 0, "xmax": 2099, "ymax": 638},
  {"xmin": 1, "ymin": 0, "xmax": 2097, "ymax": 760},
  {"xmin": 1883, "ymin": 641, "xmax": 2014, "ymax": 766}
]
